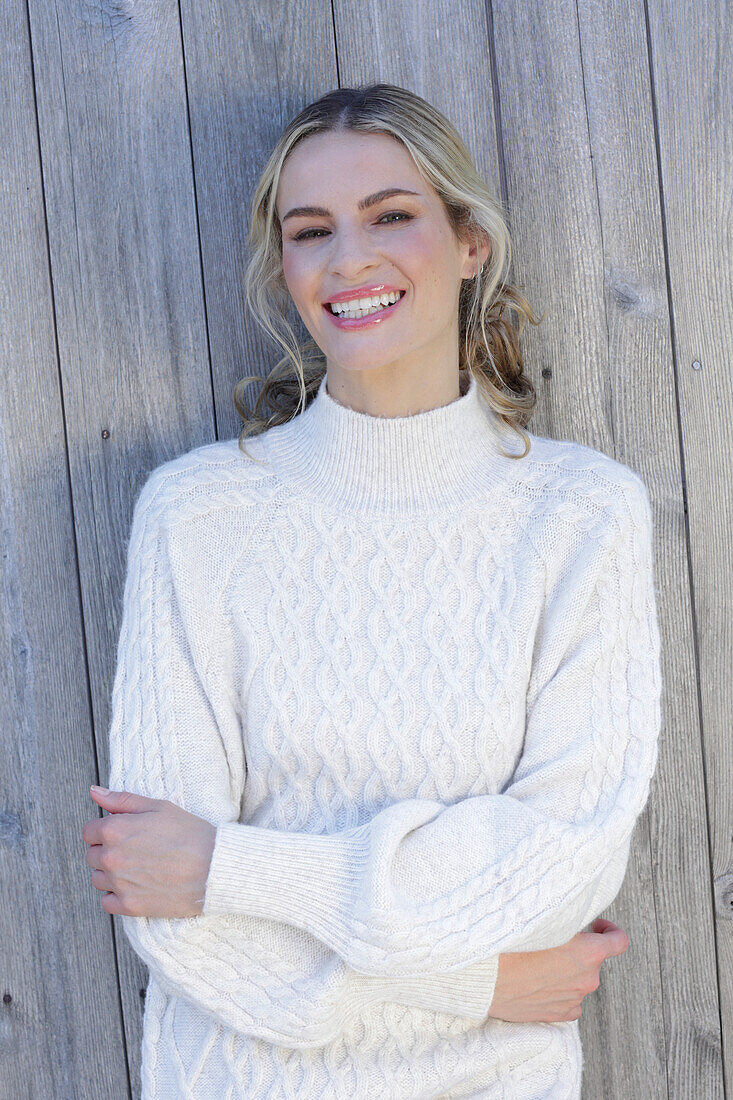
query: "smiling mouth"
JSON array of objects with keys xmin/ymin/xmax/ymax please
[{"xmin": 325, "ymin": 290, "xmax": 406, "ymax": 318}]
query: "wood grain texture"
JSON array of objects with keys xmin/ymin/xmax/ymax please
[
  {"xmin": 24, "ymin": 0, "xmax": 217, "ymax": 1090},
  {"xmin": 488, "ymin": 1, "xmax": 724, "ymax": 1096},
  {"xmin": 2, "ymin": 0, "xmax": 728, "ymax": 1095},
  {"xmin": 0, "ymin": 0, "xmax": 130, "ymax": 1096},
  {"xmin": 644, "ymin": 0, "xmax": 732, "ymax": 1094}
]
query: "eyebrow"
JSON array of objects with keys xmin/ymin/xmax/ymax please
[{"xmin": 280, "ymin": 188, "xmax": 421, "ymax": 224}]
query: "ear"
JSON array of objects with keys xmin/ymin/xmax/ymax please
[{"xmin": 461, "ymin": 229, "xmax": 492, "ymax": 281}]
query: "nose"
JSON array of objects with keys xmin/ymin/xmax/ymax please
[{"xmin": 327, "ymin": 224, "xmax": 381, "ymax": 280}]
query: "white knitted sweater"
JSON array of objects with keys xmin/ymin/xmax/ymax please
[{"xmin": 107, "ymin": 370, "xmax": 663, "ymax": 1099}]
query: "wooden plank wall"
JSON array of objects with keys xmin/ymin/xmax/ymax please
[{"xmin": 1, "ymin": 0, "xmax": 729, "ymax": 1096}]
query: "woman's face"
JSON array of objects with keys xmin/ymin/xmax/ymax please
[{"xmin": 275, "ymin": 130, "xmax": 484, "ymax": 391}]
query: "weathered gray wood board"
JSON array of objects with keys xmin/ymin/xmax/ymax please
[
  {"xmin": 0, "ymin": 1, "xmax": 132, "ymax": 1097},
  {"xmin": 2, "ymin": 0, "xmax": 728, "ymax": 1097},
  {"xmin": 24, "ymin": 0, "xmax": 218, "ymax": 1091},
  {"xmin": 644, "ymin": 2, "xmax": 732, "ymax": 1096}
]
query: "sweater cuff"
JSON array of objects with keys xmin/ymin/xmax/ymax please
[
  {"xmin": 203, "ymin": 821, "xmax": 499, "ymax": 1021},
  {"xmin": 202, "ymin": 820, "xmax": 370, "ymax": 950},
  {"xmin": 369, "ymin": 955, "xmax": 500, "ymax": 1021}
]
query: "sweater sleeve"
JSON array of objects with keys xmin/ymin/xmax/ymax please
[
  {"xmin": 202, "ymin": 471, "xmax": 663, "ymax": 975},
  {"xmin": 105, "ymin": 468, "xmax": 501, "ymax": 1046}
]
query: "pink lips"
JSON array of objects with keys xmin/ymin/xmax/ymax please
[
  {"xmin": 323, "ymin": 290, "xmax": 406, "ymax": 330},
  {"xmin": 325, "ymin": 283, "xmax": 406, "ymax": 304}
]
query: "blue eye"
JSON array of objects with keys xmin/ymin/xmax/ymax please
[{"xmin": 292, "ymin": 211, "xmax": 412, "ymax": 242}]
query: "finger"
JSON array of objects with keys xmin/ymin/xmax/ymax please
[
  {"xmin": 85, "ymin": 843, "xmax": 105, "ymax": 870},
  {"xmin": 90, "ymin": 869, "xmax": 112, "ymax": 892},
  {"xmin": 90, "ymin": 786, "xmax": 160, "ymax": 814},
  {"xmin": 81, "ymin": 819, "xmax": 105, "ymax": 846},
  {"xmin": 591, "ymin": 918, "xmax": 617, "ymax": 934},
  {"xmin": 100, "ymin": 891, "xmax": 125, "ymax": 915},
  {"xmin": 597, "ymin": 926, "xmax": 630, "ymax": 958}
]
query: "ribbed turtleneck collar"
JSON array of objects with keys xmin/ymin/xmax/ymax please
[{"xmin": 260, "ymin": 369, "xmax": 524, "ymax": 515}]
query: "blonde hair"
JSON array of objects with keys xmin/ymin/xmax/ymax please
[{"xmin": 234, "ymin": 82, "xmax": 544, "ymax": 461}]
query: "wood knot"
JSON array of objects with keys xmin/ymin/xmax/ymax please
[{"xmin": 714, "ymin": 873, "xmax": 733, "ymax": 919}]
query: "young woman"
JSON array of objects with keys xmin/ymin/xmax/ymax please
[{"xmin": 82, "ymin": 84, "xmax": 662, "ymax": 1098}]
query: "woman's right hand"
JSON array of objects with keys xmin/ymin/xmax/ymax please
[{"xmin": 487, "ymin": 918, "xmax": 630, "ymax": 1023}]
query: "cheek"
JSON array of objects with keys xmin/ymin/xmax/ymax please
[
  {"xmin": 400, "ymin": 232, "xmax": 455, "ymax": 298},
  {"xmin": 281, "ymin": 249, "xmax": 313, "ymax": 296},
  {"xmin": 281, "ymin": 251, "xmax": 298, "ymax": 293},
  {"xmin": 284, "ymin": 262, "xmax": 325, "ymax": 319}
]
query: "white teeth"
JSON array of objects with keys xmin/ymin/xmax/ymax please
[{"xmin": 330, "ymin": 290, "xmax": 403, "ymax": 317}]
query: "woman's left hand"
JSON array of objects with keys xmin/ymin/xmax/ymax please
[{"xmin": 82, "ymin": 787, "xmax": 217, "ymax": 918}]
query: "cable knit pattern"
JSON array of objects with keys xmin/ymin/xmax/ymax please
[{"xmin": 106, "ymin": 370, "xmax": 663, "ymax": 1098}]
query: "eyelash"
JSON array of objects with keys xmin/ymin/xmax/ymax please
[{"xmin": 292, "ymin": 211, "xmax": 413, "ymax": 242}]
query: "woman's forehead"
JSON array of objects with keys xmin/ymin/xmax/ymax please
[{"xmin": 276, "ymin": 133, "xmax": 425, "ymax": 211}]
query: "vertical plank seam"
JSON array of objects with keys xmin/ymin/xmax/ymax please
[
  {"xmin": 642, "ymin": 0, "xmax": 726, "ymax": 1094},
  {"xmin": 24, "ymin": 0, "xmax": 134, "ymax": 1093}
]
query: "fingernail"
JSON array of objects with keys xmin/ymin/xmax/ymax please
[{"xmin": 91, "ymin": 785, "xmax": 109, "ymax": 794}]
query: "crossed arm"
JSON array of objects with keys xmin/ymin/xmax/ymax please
[{"xmin": 80, "ymin": 464, "xmax": 661, "ymax": 1042}]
